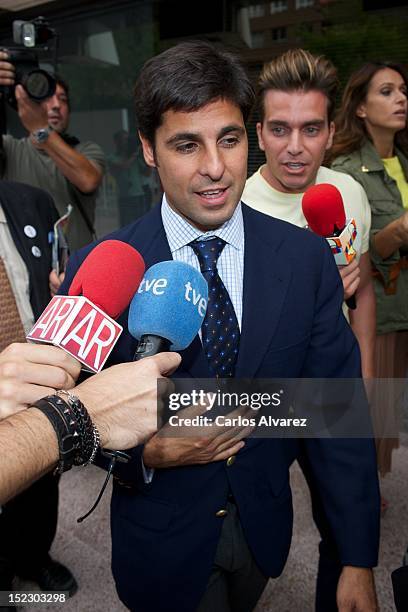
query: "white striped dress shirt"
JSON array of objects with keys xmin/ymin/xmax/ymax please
[
  {"xmin": 142, "ymin": 196, "xmax": 246, "ymax": 484},
  {"xmin": 161, "ymin": 195, "xmax": 245, "ymax": 329}
]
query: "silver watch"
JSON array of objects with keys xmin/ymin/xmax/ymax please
[{"xmin": 31, "ymin": 125, "xmax": 53, "ymax": 144}]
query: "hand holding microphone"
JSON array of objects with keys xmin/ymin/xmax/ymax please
[
  {"xmin": 0, "ymin": 343, "xmax": 80, "ymax": 421},
  {"xmin": 3, "ymin": 240, "xmax": 147, "ymax": 419},
  {"xmin": 73, "ymin": 352, "xmax": 181, "ymax": 450},
  {"xmin": 302, "ymin": 183, "xmax": 359, "ymax": 309},
  {"xmin": 0, "ymin": 352, "xmax": 182, "ymax": 506},
  {"xmin": 338, "ymin": 259, "xmax": 360, "ymax": 303},
  {"xmin": 27, "ymin": 240, "xmax": 146, "ymax": 372}
]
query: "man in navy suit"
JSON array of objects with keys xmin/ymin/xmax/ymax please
[{"xmin": 61, "ymin": 41, "xmax": 380, "ymax": 612}]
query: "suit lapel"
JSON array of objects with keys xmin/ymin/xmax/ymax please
[
  {"xmin": 235, "ymin": 206, "xmax": 292, "ymax": 377},
  {"xmin": 127, "ymin": 204, "xmax": 172, "ymax": 265},
  {"xmin": 130, "ymin": 204, "xmax": 292, "ymax": 378}
]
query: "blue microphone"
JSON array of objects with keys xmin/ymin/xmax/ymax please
[{"xmin": 128, "ymin": 260, "xmax": 208, "ymax": 359}]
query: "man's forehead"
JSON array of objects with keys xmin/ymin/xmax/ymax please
[
  {"xmin": 263, "ymin": 89, "xmax": 329, "ymax": 122},
  {"xmin": 158, "ymin": 99, "xmax": 245, "ymax": 136}
]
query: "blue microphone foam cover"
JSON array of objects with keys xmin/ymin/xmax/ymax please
[{"xmin": 128, "ymin": 260, "xmax": 208, "ymax": 351}]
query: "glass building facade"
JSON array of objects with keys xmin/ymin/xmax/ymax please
[
  {"xmin": 0, "ymin": 0, "xmax": 407, "ymax": 240},
  {"xmin": 0, "ymin": 0, "xmax": 252, "ymax": 239}
]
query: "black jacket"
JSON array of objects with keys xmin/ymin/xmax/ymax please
[{"xmin": 0, "ymin": 180, "xmax": 58, "ymax": 319}]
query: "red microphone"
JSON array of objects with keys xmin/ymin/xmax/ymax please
[
  {"xmin": 302, "ymin": 183, "xmax": 346, "ymax": 237},
  {"xmin": 27, "ymin": 240, "xmax": 145, "ymax": 372},
  {"xmin": 302, "ymin": 184, "xmax": 357, "ymax": 310}
]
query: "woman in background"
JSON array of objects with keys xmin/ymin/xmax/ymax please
[{"xmin": 330, "ymin": 61, "xmax": 408, "ymax": 506}]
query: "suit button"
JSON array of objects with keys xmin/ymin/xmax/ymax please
[
  {"xmin": 226, "ymin": 456, "xmax": 235, "ymax": 466},
  {"xmin": 215, "ymin": 509, "xmax": 228, "ymax": 517}
]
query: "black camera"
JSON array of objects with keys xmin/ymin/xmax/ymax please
[{"xmin": 2, "ymin": 17, "xmax": 57, "ymax": 108}]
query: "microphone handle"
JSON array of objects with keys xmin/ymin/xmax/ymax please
[
  {"xmin": 346, "ymin": 294, "xmax": 357, "ymax": 310},
  {"xmin": 96, "ymin": 335, "xmax": 170, "ymax": 509},
  {"xmin": 133, "ymin": 334, "xmax": 171, "ymax": 360}
]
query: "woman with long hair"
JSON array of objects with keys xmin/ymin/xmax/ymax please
[{"xmin": 330, "ymin": 62, "xmax": 408, "ymax": 500}]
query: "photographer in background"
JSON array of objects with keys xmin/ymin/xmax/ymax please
[{"xmin": 0, "ymin": 52, "xmax": 105, "ymax": 253}]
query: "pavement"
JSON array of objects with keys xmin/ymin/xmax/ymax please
[{"xmin": 17, "ymin": 435, "xmax": 408, "ymax": 612}]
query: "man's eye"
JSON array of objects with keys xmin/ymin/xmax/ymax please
[
  {"xmin": 304, "ymin": 126, "xmax": 319, "ymax": 135},
  {"xmin": 271, "ymin": 127, "xmax": 286, "ymax": 136},
  {"xmin": 176, "ymin": 143, "xmax": 197, "ymax": 154},
  {"xmin": 220, "ymin": 136, "xmax": 239, "ymax": 148}
]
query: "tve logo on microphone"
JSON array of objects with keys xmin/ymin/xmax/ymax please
[
  {"xmin": 137, "ymin": 271, "xmax": 207, "ymax": 319},
  {"xmin": 129, "ymin": 261, "xmax": 208, "ymax": 351},
  {"xmin": 27, "ymin": 295, "xmax": 122, "ymax": 372}
]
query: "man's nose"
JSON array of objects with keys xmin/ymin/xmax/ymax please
[
  {"xmin": 199, "ymin": 146, "xmax": 225, "ymax": 181},
  {"xmin": 287, "ymin": 130, "xmax": 303, "ymax": 156}
]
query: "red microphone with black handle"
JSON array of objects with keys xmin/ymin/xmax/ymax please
[
  {"xmin": 302, "ymin": 183, "xmax": 357, "ymax": 310},
  {"xmin": 27, "ymin": 240, "xmax": 145, "ymax": 372}
]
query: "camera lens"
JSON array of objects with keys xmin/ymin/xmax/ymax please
[{"xmin": 23, "ymin": 69, "xmax": 56, "ymax": 100}]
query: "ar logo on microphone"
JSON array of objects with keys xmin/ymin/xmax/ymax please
[{"xmin": 27, "ymin": 295, "xmax": 123, "ymax": 372}]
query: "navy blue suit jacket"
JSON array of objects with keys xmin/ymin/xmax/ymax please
[{"xmin": 61, "ymin": 202, "xmax": 380, "ymax": 612}]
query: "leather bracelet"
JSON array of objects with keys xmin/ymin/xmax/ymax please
[
  {"xmin": 31, "ymin": 392, "xmax": 100, "ymax": 474},
  {"xmin": 32, "ymin": 396, "xmax": 79, "ymax": 474}
]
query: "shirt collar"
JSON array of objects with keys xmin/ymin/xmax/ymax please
[{"xmin": 161, "ymin": 193, "xmax": 244, "ymax": 254}]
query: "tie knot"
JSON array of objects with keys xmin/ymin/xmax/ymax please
[{"xmin": 190, "ymin": 238, "xmax": 226, "ymax": 273}]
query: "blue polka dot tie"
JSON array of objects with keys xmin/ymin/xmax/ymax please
[{"xmin": 190, "ymin": 238, "xmax": 240, "ymax": 378}]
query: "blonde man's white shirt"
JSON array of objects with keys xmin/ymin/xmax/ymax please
[
  {"xmin": 243, "ymin": 165, "xmax": 370, "ymax": 259},
  {"xmin": 243, "ymin": 165, "xmax": 371, "ymax": 320}
]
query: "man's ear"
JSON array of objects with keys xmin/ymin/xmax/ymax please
[
  {"xmin": 256, "ymin": 122, "xmax": 265, "ymax": 152},
  {"xmin": 138, "ymin": 131, "xmax": 156, "ymax": 167},
  {"xmin": 326, "ymin": 121, "xmax": 335, "ymax": 150}
]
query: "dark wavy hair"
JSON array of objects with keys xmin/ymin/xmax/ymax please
[
  {"xmin": 329, "ymin": 61, "xmax": 408, "ymax": 163},
  {"xmin": 134, "ymin": 40, "xmax": 255, "ymax": 145}
]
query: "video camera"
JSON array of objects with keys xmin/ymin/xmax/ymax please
[{"xmin": 2, "ymin": 16, "xmax": 58, "ymax": 108}]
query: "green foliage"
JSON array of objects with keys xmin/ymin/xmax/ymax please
[{"xmin": 299, "ymin": 0, "xmax": 408, "ymax": 87}]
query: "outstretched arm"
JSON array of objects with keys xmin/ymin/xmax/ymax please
[{"xmin": 0, "ymin": 352, "xmax": 180, "ymax": 504}]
